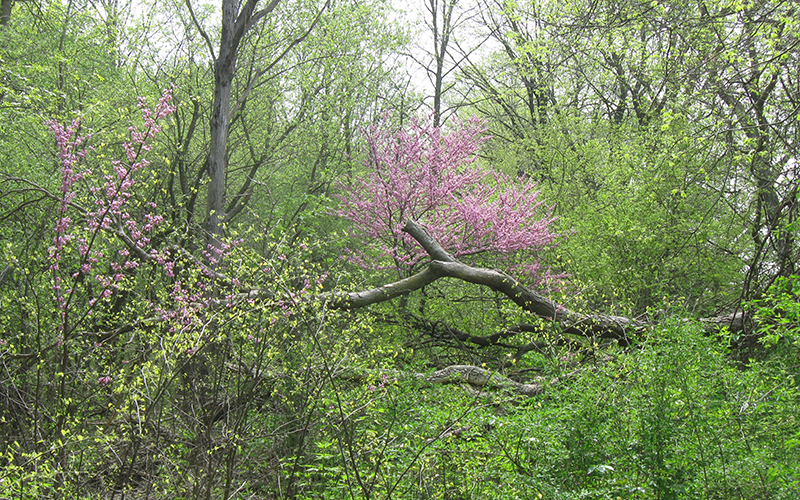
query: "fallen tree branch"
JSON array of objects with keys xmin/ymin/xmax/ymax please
[
  {"xmin": 324, "ymin": 220, "xmax": 643, "ymax": 342},
  {"xmin": 404, "ymin": 220, "xmax": 644, "ymax": 341},
  {"xmin": 699, "ymin": 311, "xmax": 748, "ymax": 332},
  {"xmin": 226, "ymin": 362, "xmax": 543, "ymax": 397},
  {"xmin": 425, "ymin": 365, "xmax": 543, "ymax": 396}
]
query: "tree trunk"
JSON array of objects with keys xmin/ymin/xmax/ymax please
[
  {"xmin": 206, "ymin": 63, "xmax": 232, "ymax": 250},
  {"xmin": 203, "ymin": 0, "xmax": 284, "ymax": 252},
  {"xmin": 205, "ymin": 0, "xmax": 239, "ymax": 251},
  {"xmin": 1, "ymin": 0, "xmax": 12, "ymax": 27}
]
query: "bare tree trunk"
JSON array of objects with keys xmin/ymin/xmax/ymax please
[
  {"xmin": 189, "ymin": 0, "xmax": 283, "ymax": 252},
  {"xmin": 427, "ymin": 0, "xmax": 454, "ymax": 127},
  {"xmin": 206, "ymin": 51, "xmax": 233, "ymax": 251},
  {"xmin": 205, "ymin": 0, "xmax": 244, "ymax": 251},
  {"xmin": 1, "ymin": 0, "xmax": 12, "ymax": 27}
]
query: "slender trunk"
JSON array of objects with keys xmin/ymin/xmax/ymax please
[
  {"xmin": 1, "ymin": 0, "xmax": 12, "ymax": 27},
  {"xmin": 207, "ymin": 71, "xmax": 232, "ymax": 251},
  {"xmin": 206, "ymin": 0, "xmax": 238, "ymax": 252}
]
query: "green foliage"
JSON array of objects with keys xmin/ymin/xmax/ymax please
[
  {"xmin": 2, "ymin": 0, "xmax": 800, "ymax": 498},
  {"xmin": 482, "ymin": 110, "xmax": 745, "ymax": 316},
  {"xmin": 752, "ymin": 275, "xmax": 800, "ymax": 353},
  {"xmin": 227, "ymin": 320, "xmax": 797, "ymax": 500},
  {"xmin": 0, "ymin": 217, "xmax": 374, "ymax": 498},
  {"xmin": 462, "ymin": 0, "xmax": 800, "ymax": 314}
]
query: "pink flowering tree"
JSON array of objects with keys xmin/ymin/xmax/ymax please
[
  {"xmin": 334, "ymin": 116, "xmax": 560, "ymax": 285},
  {"xmin": 45, "ymin": 89, "xmax": 272, "ymax": 359},
  {"xmin": 14, "ymin": 88, "xmax": 378, "ymax": 493}
]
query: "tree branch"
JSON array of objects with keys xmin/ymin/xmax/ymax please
[
  {"xmin": 184, "ymin": 0, "xmax": 216, "ymax": 60},
  {"xmin": 86, "ymin": 218, "xmax": 743, "ymax": 346},
  {"xmin": 231, "ymin": 0, "xmax": 330, "ymax": 118},
  {"xmin": 402, "ymin": 220, "xmax": 642, "ymax": 341}
]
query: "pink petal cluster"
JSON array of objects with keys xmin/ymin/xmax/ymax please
[
  {"xmin": 47, "ymin": 89, "xmax": 177, "ymax": 316},
  {"xmin": 334, "ymin": 116, "xmax": 559, "ymax": 282}
]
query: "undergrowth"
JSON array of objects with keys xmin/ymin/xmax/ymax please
[{"xmin": 3, "ymin": 316, "xmax": 797, "ymax": 500}]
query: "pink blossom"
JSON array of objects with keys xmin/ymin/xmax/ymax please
[{"xmin": 334, "ymin": 115, "xmax": 560, "ymax": 283}]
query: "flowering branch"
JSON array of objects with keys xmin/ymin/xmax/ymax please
[{"xmin": 46, "ymin": 89, "xmax": 177, "ymax": 338}]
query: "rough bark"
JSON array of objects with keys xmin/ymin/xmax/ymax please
[
  {"xmin": 425, "ymin": 364, "xmax": 543, "ymax": 396},
  {"xmin": 201, "ymin": 0, "xmax": 282, "ymax": 250}
]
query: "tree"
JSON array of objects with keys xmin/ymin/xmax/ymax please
[
  {"xmin": 451, "ymin": 0, "xmax": 800, "ymax": 315},
  {"xmin": 184, "ymin": 0, "xmax": 330, "ymax": 253},
  {"xmin": 334, "ymin": 115, "xmax": 559, "ymax": 285},
  {"xmin": 691, "ymin": 0, "xmax": 800, "ymax": 299},
  {"xmin": 408, "ymin": 0, "xmax": 490, "ymax": 126},
  {"xmin": 150, "ymin": 0, "xmax": 407, "ymax": 255},
  {"xmin": 419, "ymin": 0, "xmax": 472, "ymax": 126},
  {"xmin": 196, "ymin": 0, "xmax": 279, "ymax": 250}
]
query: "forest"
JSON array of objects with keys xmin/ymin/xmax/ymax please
[{"xmin": 0, "ymin": 0, "xmax": 798, "ymax": 498}]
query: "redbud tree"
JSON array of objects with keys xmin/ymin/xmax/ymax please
[
  {"xmin": 334, "ymin": 116, "xmax": 560, "ymax": 285},
  {"xmin": 47, "ymin": 91, "xmax": 180, "ymax": 341},
  {"xmin": 2, "ymin": 88, "xmax": 379, "ymax": 494}
]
